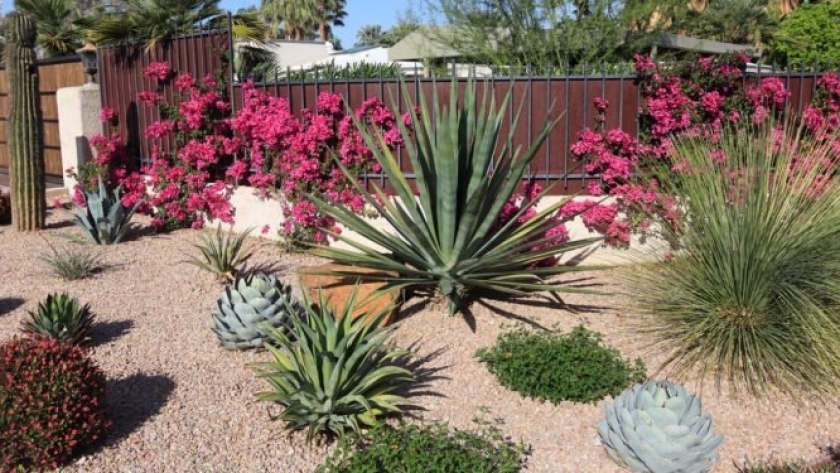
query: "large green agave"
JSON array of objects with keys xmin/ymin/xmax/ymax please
[
  {"xmin": 311, "ymin": 78, "xmax": 601, "ymax": 315},
  {"xmin": 250, "ymin": 286, "xmax": 413, "ymax": 439},
  {"xmin": 22, "ymin": 293, "xmax": 95, "ymax": 345},
  {"xmin": 598, "ymin": 380, "xmax": 723, "ymax": 473}
]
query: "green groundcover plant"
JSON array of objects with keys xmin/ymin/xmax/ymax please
[
  {"xmin": 624, "ymin": 122, "xmax": 840, "ymax": 396},
  {"xmin": 476, "ymin": 325, "xmax": 646, "ymax": 403},
  {"xmin": 316, "ymin": 420, "xmax": 528, "ymax": 473}
]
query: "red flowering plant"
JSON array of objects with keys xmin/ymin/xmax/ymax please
[
  {"xmin": 570, "ymin": 53, "xmax": 793, "ymax": 247},
  {"xmin": 0, "ymin": 336, "xmax": 108, "ymax": 471},
  {"xmin": 228, "ymin": 83, "xmax": 407, "ymax": 246},
  {"xmin": 124, "ymin": 62, "xmax": 237, "ymax": 230},
  {"xmin": 804, "ymin": 72, "xmax": 840, "ymax": 139}
]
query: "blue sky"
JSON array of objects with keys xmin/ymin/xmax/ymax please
[{"xmin": 221, "ymin": 0, "xmax": 416, "ymax": 48}]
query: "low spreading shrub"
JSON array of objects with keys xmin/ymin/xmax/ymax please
[
  {"xmin": 476, "ymin": 325, "xmax": 646, "ymax": 403},
  {"xmin": 0, "ymin": 337, "xmax": 107, "ymax": 471},
  {"xmin": 736, "ymin": 444, "xmax": 840, "ymax": 473},
  {"xmin": 316, "ymin": 421, "xmax": 527, "ymax": 473},
  {"xmin": 624, "ymin": 123, "xmax": 840, "ymax": 396}
]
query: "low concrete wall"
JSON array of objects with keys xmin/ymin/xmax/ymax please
[
  {"xmin": 56, "ymin": 84, "xmax": 103, "ymax": 191},
  {"xmin": 219, "ymin": 186, "xmax": 666, "ymax": 265}
]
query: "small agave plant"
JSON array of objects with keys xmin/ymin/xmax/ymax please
[
  {"xmin": 598, "ymin": 380, "xmax": 723, "ymax": 473},
  {"xmin": 251, "ymin": 286, "xmax": 414, "ymax": 440},
  {"xmin": 213, "ymin": 272, "xmax": 302, "ymax": 350},
  {"xmin": 75, "ymin": 180, "xmax": 139, "ymax": 245},
  {"xmin": 22, "ymin": 293, "xmax": 95, "ymax": 346}
]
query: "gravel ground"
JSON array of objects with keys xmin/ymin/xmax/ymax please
[{"xmin": 1, "ymin": 211, "xmax": 838, "ymax": 472}]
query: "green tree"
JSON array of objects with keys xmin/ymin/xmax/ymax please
[
  {"xmin": 84, "ymin": 0, "xmax": 268, "ymax": 47},
  {"xmin": 770, "ymin": 1, "xmax": 840, "ymax": 66},
  {"xmin": 355, "ymin": 23, "xmax": 383, "ymax": 46},
  {"xmin": 380, "ymin": 13, "xmax": 419, "ymax": 47},
  {"xmin": 15, "ymin": 0, "xmax": 85, "ymax": 57},
  {"xmin": 680, "ymin": 0, "xmax": 777, "ymax": 46},
  {"xmin": 314, "ymin": 0, "xmax": 346, "ymax": 41},
  {"xmin": 260, "ymin": 0, "xmax": 315, "ymax": 40}
]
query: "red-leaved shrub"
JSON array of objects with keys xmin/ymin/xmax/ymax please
[{"xmin": 0, "ymin": 337, "xmax": 107, "ymax": 471}]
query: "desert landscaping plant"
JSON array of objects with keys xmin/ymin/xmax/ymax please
[
  {"xmin": 311, "ymin": 78, "xmax": 601, "ymax": 315},
  {"xmin": 0, "ymin": 337, "xmax": 107, "ymax": 470},
  {"xmin": 316, "ymin": 420, "xmax": 527, "ymax": 473},
  {"xmin": 75, "ymin": 180, "xmax": 139, "ymax": 245},
  {"xmin": 5, "ymin": 11, "xmax": 46, "ymax": 231},
  {"xmin": 39, "ymin": 237, "xmax": 102, "ymax": 281},
  {"xmin": 251, "ymin": 286, "xmax": 413, "ymax": 439},
  {"xmin": 186, "ymin": 225, "xmax": 253, "ymax": 282},
  {"xmin": 213, "ymin": 272, "xmax": 301, "ymax": 350},
  {"xmin": 22, "ymin": 293, "xmax": 95, "ymax": 346},
  {"xmin": 598, "ymin": 380, "xmax": 724, "ymax": 473},
  {"xmin": 476, "ymin": 325, "xmax": 646, "ymax": 404},
  {"xmin": 625, "ymin": 123, "xmax": 840, "ymax": 396}
]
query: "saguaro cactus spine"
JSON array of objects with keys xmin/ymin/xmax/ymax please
[{"xmin": 5, "ymin": 11, "xmax": 45, "ymax": 231}]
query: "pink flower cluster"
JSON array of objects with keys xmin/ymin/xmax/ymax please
[
  {"xmin": 804, "ymin": 73, "xmax": 840, "ymax": 139},
  {"xmin": 227, "ymin": 82, "xmax": 406, "ymax": 244}
]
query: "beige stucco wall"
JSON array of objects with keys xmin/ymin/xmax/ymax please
[{"xmin": 57, "ymin": 84, "xmax": 104, "ymax": 191}]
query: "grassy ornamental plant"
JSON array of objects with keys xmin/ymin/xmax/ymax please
[
  {"xmin": 39, "ymin": 237, "xmax": 103, "ymax": 281},
  {"xmin": 625, "ymin": 123, "xmax": 840, "ymax": 396},
  {"xmin": 185, "ymin": 225, "xmax": 253, "ymax": 282},
  {"xmin": 310, "ymin": 78, "xmax": 601, "ymax": 315},
  {"xmin": 250, "ymin": 286, "xmax": 414, "ymax": 439},
  {"xmin": 316, "ymin": 421, "xmax": 527, "ymax": 473},
  {"xmin": 22, "ymin": 293, "xmax": 95, "ymax": 346},
  {"xmin": 476, "ymin": 325, "xmax": 646, "ymax": 403}
]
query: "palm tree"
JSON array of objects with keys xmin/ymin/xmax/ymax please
[
  {"xmin": 683, "ymin": 0, "xmax": 777, "ymax": 46},
  {"xmin": 260, "ymin": 0, "xmax": 316, "ymax": 40},
  {"xmin": 83, "ymin": 0, "xmax": 268, "ymax": 48},
  {"xmin": 15, "ymin": 0, "xmax": 85, "ymax": 57},
  {"xmin": 314, "ymin": 0, "xmax": 345, "ymax": 41},
  {"xmin": 355, "ymin": 24, "xmax": 382, "ymax": 46}
]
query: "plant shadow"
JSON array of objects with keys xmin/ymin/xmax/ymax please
[
  {"xmin": 90, "ymin": 319, "xmax": 134, "ymax": 347},
  {"xmin": 120, "ymin": 224, "xmax": 158, "ymax": 243},
  {"xmin": 0, "ymin": 297, "xmax": 25, "ymax": 317},
  {"xmin": 101, "ymin": 373, "xmax": 176, "ymax": 447},
  {"xmin": 391, "ymin": 341, "xmax": 450, "ymax": 418}
]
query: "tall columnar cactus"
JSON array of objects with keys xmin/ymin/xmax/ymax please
[{"xmin": 5, "ymin": 11, "xmax": 45, "ymax": 231}]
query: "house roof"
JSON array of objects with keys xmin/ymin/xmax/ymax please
[
  {"xmin": 387, "ymin": 26, "xmax": 463, "ymax": 61},
  {"xmin": 334, "ymin": 45, "xmax": 380, "ymax": 55},
  {"xmin": 654, "ymin": 33, "xmax": 761, "ymax": 56}
]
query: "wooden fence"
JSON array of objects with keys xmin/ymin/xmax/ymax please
[{"xmin": 0, "ymin": 56, "xmax": 87, "ymax": 182}]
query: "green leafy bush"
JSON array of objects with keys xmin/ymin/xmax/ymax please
[
  {"xmin": 312, "ymin": 78, "xmax": 600, "ymax": 316},
  {"xmin": 250, "ymin": 286, "xmax": 413, "ymax": 439},
  {"xmin": 624, "ymin": 123, "xmax": 840, "ymax": 396},
  {"xmin": 0, "ymin": 337, "xmax": 107, "ymax": 471},
  {"xmin": 476, "ymin": 325, "xmax": 646, "ymax": 403},
  {"xmin": 770, "ymin": 2, "xmax": 840, "ymax": 67},
  {"xmin": 22, "ymin": 293, "xmax": 95, "ymax": 346},
  {"xmin": 316, "ymin": 421, "xmax": 527, "ymax": 473}
]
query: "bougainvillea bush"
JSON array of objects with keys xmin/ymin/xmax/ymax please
[{"xmin": 0, "ymin": 337, "xmax": 107, "ymax": 471}]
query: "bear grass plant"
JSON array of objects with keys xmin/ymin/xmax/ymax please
[
  {"xmin": 623, "ymin": 122, "xmax": 840, "ymax": 396},
  {"xmin": 476, "ymin": 325, "xmax": 646, "ymax": 403},
  {"xmin": 316, "ymin": 417, "xmax": 527, "ymax": 473}
]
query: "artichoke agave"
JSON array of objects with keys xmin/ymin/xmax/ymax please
[
  {"xmin": 22, "ymin": 293, "xmax": 95, "ymax": 345},
  {"xmin": 251, "ymin": 286, "xmax": 413, "ymax": 440},
  {"xmin": 598, "ymin": 380, "xmax": 723, "ymax": 473},
  {"xmin": 75, "ymin": 179, "xmax": 139, "ymax": 245},
  {"xmin": 213, "ymin": 272, "xmax": 301, "ymax": 350}
]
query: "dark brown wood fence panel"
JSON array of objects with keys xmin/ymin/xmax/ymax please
[{"xmin": 0, "ymin": 58, "xmax": 86, "ymax": 177}]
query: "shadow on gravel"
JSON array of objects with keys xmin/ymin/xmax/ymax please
[
  {"xmin": 392, "ymin": 343, "xmax": 450, "ymax": 418},
  {"xmin": 0, "ymin": 297, "xmax": 25, "ymax": 317},
  {"xmin": 103, "ymin": 373, "xmax": 176, "ymax": 447},
  {"xmin": 90, "ymin": 319, "xmax": 134, "ymax": 346}
]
